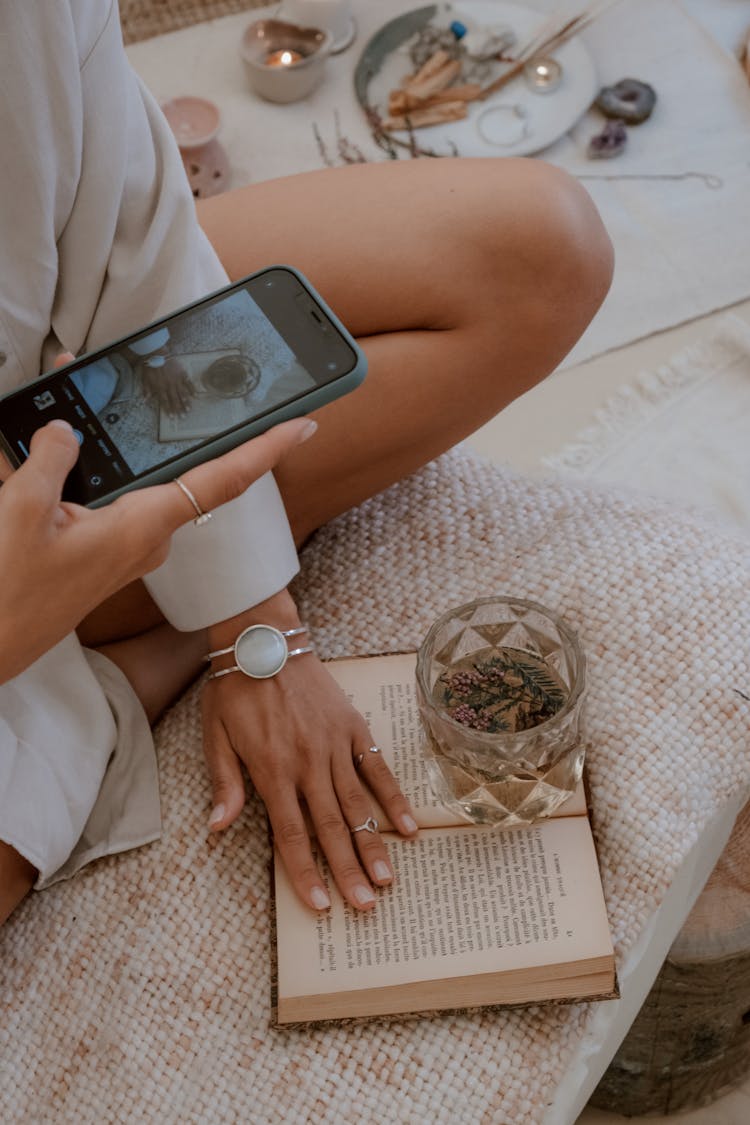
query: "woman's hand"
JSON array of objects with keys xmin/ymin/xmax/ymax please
[
  {"xmin": 0, "ymin": 397, "xmax": 316, "ymax": 683},
  {"xmin": 141, "ymin": 357, "xmax": 195, "ymax": 417},
  {"xmin": 202, "ymin": 592, "xmax": 418, "ymax": 913}
]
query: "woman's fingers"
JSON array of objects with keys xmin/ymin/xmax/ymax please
[
  {"xmin": 304, "ymin": 781, "xmax": 379, "ymax": 911},
  {"xmin": 264, "ymin": 788, "xmax": 332, "ymax": 913},
  {"xmin": 330, "ymin": 754, "xmax": 394, "ymax": 889},
  {"xmin": 179, "ymin": 417, "xmax": 317, "ymax": 518},
  {"xmin": 352, "ymin": 732, "xmax": 419, "ymax": 839},
  {"xmin": 176, "ymin": 375, "xmax": 194, "ymax": 415},
  {"xmin": 115, "ymin": 416, "xmax": 317, "ymax": 543}
]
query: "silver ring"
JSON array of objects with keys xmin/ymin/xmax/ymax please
[
  {"xmin": 174, "ymin": 476, "xmax": 213, "ymax": 527},
  {"xmin": 354, "ymin": 746, "xmax": 379, "ymax": 770},
  {"xmin": 476, "ymin": 103, "xmax": 530, "ymax": 148},
  {"xmin": 351, "ymin": 816, "xmax": 378, "ymax": 835}
]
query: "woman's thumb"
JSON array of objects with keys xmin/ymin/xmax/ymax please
[{"xmin": 18, "ymin": 420, "xmax": 81, "ymax": 510}]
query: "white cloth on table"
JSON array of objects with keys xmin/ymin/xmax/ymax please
[
  {"xmin": 125, "ymin": 0, "xmax": 750, "ymax": 367},
  {"xmin": 543, "ymin": 312, "xmax": 750, "ymax": 536}
]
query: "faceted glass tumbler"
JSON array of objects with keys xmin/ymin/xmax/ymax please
[{"xmin": 415, "ymin": 596, "xmax": 586, "ymax": 826}]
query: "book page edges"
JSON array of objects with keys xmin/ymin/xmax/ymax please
[{"xmin": 276, "ymin": 958, "xmax": 617, "ymax": 1026}]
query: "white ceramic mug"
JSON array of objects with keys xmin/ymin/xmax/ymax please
[{"xmin": 279, "ymin": 0, "xmax": 354, "ymax": 52}]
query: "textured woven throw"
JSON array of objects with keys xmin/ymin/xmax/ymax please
[
  {"xmin": 2, "ymin": 448, "xmax": 749, "ymax": 1124},
  {"xmin": 119, "ymin": 0, "xmax": 267, "ymax": 44},
  {"xmin": 124, "ymin": 0, "xmax": 750, "ymax": 368}
]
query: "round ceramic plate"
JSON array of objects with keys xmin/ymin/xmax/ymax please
[{"xmin": 355, "ymin": 1, "xmax": 597, "ymax": 157}]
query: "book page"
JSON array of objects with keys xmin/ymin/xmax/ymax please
[
  {"xmin": 327, "ymin": 654, "xmax": 586, "ymax": 828},
  {"xmin": 276, "ymin": 816, "xmax": 613, "ymax": 1002},
  {"xmin": 329, "ymin": 653, "xmax": 457, "ymax": 828}
]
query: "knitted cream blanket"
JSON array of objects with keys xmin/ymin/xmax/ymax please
[{"xmin": 2, "ymin": 449, "xmax": 749, "ymax": 1124}]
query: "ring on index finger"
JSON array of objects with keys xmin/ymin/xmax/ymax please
[{"xmin": 174, "ymin": 476, "xmax": 213, "ymax": 527}]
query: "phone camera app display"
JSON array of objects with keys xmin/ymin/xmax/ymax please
[
  {"xmin": 0, "ymin": 269, "xmax": 359, "ymax": 507},
  {"xmin": 68, "ymin": 287, "xmax": 317, "ymax": 487}
]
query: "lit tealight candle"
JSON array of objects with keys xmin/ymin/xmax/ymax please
[
  {"xmin": 265, "ymin": 48, "xmax": 304, "ymax": 67},
  {"xmin": 523, "ymin": 57, "xmax": 563, "ymax": 94}
]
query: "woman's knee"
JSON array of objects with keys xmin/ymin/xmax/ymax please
[{"xmin": 485, "ymin": 158, "xmax": 614, "ymax": 319}]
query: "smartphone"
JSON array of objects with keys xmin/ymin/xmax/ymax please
[{"xmin": 0, "ymin": 265, "xmax": 366, "ymax": 507}]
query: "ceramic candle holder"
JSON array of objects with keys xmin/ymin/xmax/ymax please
[
  {"xmin": 160, "ymin": 96, "xmax": 221, "ymax": 148},
  {"xmin": 240, "ymin": 19, "xmax": 333, "ymax": 103},
  {"xmin": 280, "ymin": 0, "xmax": 355, "ymax": 53},
  {"xmin": 523, "ymin": 57, "xmax": 563, "ymax": 95}
]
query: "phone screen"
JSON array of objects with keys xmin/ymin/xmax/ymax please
[{"xmin": 0, "ymin": 268, "xmax": 357, "ymax": 505}]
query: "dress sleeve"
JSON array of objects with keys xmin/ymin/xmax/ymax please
[
  {"xmin": 0, "ymin": 636, "xmax": 119, "ymax": 883},
  {"xmin": 143, "ymin": 473, "xmax": 300, "ymax": 631},
  {"xmin": 67, "ymin": 1, "xmax": 300, "ymax": 629}
]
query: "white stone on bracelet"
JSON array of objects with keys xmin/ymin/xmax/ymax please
[{"xmin": 206, "ymin": 624, "xmax": 312, "ymax": 680}]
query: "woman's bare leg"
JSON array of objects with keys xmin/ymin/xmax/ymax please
[
  {"xmin": 198, "ymin": 157, "xmax": 613, "ymax": 540},
  {"xmin": 96, "ymin": 623, "xmax": 207, "ymax": 723},
  {"xmin": 78, "ymin": 157, "xmax": 612, "ymax": 690},
  {"xmin": 0, "ymin": 841, "xmax": 37, "ymax": 925}
]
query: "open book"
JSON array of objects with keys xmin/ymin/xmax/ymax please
[{"xmin": 273, "ymin": 653, "xmax": 617, "ymax": 1026}]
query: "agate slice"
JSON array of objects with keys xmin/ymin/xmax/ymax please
[
  {"xmin": 587, "ymin": 118, "xmax": 628, "ymax": 159},
  {"xmin": 595, "ymin": 78, "xmax": 656, "ymax": 124}
]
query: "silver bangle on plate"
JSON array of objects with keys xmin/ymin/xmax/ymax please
[{"xmin": 476, "ymin": 103, "xmax": 530, "ymax": 148}]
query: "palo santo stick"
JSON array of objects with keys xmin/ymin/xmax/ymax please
[
  {"xmin": 383, "ymin": 100, "xmax": 468, "ymax": 131},
  {"xmin": 388, "ymin": 83, "xmax": 482, "ymax": 115},
  {"xmin": 402, "ymin": 49, "xmax": 452, "ymax": 87},
  {"xmin": 479, "ymin": 0, "xmax": 625, "ymax": 101},
  {"xmin": 403, "ymin": 57, "xmax": 463, "ymax": 101},
  {"xmin": 477, "ymin": 58, "xmax": 527, "ymax": 101},
  {"xmin": 479, "ymin": 17, "xmax": 587, "ymax": 100}
]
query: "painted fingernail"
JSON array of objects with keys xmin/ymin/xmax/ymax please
[
  {"xmin": 310, "ymin": 886, "xmax": 331, "ymax": 910},
  {"xmin": 353, "ymin": 884, "xmax": 376, "ymax": 907},
  {"xmin": 208, "ymin": 804, "xmax": 225, "ymax": 829},
  {"xmin": 399, "ymin": 814, "xmax": 418, "ymax": 835},
  {"xmin": 298, "ymin": 419, "xmax": 318, "ymax": 443},
  {"xmin": 373, "ymin": 861, "xmax": 392, "ymax": 883}
]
